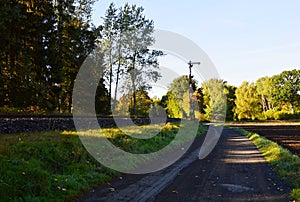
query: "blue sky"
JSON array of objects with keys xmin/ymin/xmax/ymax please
[{"xmin": 92, "ymin": 0, "xmax": 300, "ymax": 87}]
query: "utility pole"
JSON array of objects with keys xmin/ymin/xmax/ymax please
[{"xmin": 188, "ymin": 61, "xmax": 200, "ymax": 119}]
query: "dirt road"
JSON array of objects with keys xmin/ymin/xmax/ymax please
[{"xmin": 79, "ymin": 128, "xmax": 291, "ymax": 202}]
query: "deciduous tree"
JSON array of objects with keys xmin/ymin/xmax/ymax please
[{"xmin": 234, "ymin": 81, "xmax": 261, "ymax": 120}]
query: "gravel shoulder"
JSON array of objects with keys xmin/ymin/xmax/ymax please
[{"xmin": 79, "ymin": 128, "xmax": 292, "ymax": 202}]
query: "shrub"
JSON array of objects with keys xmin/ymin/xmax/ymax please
[{"xmin": 262, "ymin": 109, "xmax": 300, "ymax": 120}]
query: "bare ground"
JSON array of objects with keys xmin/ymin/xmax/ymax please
[{"xmin": 230, "ymin": 124, "xmax": 300, "ymax": 156}]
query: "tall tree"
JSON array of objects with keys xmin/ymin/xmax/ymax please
[
  {"xmin": 50, "ymin": 0, "xmax": 98, "ymax": 112},
  {"xmin": 0, "ymin": 0, "xmax": 56, "ymax": 109},
  {"xmin": 99, "ymin": 4, "xmax": 163, "ymax": 115},
  {"xmin": 0, "ymin": 0, "xmax": 98, "ymax": 113},
  {"xmin": 100, "ymin": 3, "xmax": 117, "ymax": 100},
  {"xmin": 120, "ymin": 4, "xmax": 163, "ymax": 115}
]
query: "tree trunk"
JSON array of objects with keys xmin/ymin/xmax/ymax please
[
  {"xmin": 108, "ymin": 44, "xmax": 113, "ymax": 100},
  {"xmin": 113, "ymin": 44, "xmax": 122, "ymax": 110},
  {"xmin": 131, "ymin": 51, "xmax": 137, "ymax": 116}
]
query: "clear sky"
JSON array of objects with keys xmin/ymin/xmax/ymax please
[{"xmin": 92, "ymin": 0, "xmax": 300, "ymax": 87}]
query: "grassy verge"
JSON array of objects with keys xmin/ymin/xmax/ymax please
[
  {"xmin": 226, "ymin": 121, "xmax": 300, "ymax": 126},
  {"xmin": 0, "ymin": 121, "xmax": 206, "ymax": 201},
  {"xmin": 236, "ymin": 128, "xmax": 300, "ymax": 201}
]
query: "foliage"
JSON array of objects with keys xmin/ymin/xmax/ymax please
[
  {"xmin": 162, "ymin": 91, "xmax": 182, "ymax": 118},
  {"xmin": 148, "ymin": 97, "xmax": 165, "ymax": 117},
  {"xmin": 162, "ymin": 75, "xmax": 198, "ymax": 118},
  {"xmin": 95, "ymin": 78, "xmax": 111, "ymax": 115},
  {"xmin": 0, "ymin": 0, "xmax": 98, "ymax": 113},
  {"xmin": 262, "ymin": 110, "xmax": 300, "ymax": 120},
  {"xmin": 201, "ymin": 79, "xmax": 227, "ymax": 121},
  {"xmin": 271, "ymin": 69, "xmax": 300, "ymax": 114},
  {"xmin": 99, "ymin": 3, "xmax": 163, "ymax": 115},
  {"xmin": 224, "ymin": 84, "xmax": 236, "ymax": 121},
  {"xmin": 116, "ymin": 88, "xmax": 153, "ymax": 117},
  {"xmin": 234, "ymin": 81, "xmax": 262, "ymax": 120},
  {"xmin": 0, "ymin": 122, "xmax": 206, "ymax": 201},
  {"xmin": 239, "ymin": 128, "xmax": 300, "ymax": 201},
  {"xmin": 256, "ymin": 76, "xmax": 275, "ymax": 112}
]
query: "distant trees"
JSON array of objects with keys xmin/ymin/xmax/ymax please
[
  {"xmin": 161, "ymin": 75, "xmax": 197, "ymax": 118},
  {"xmin": 233, "ymin": 69, "xmax": 300, "ymax": 120},
  {"xmin": 160, "ymin": 68, "xmax": 300, "ymax": 121},
  {"xmin": 234, "ymin": 82, "xmax": 261, "ymax": 120},
  {"xmin": 201, "ymin": 79, "xmax": 226, "ymax": 121},
  {"xmin": 116, "ymin": 88, "xmax": 152, "ymax": 117},
  {"xmin": 272, "ymin": 69, "xmax": 300, "ymax": 114}
]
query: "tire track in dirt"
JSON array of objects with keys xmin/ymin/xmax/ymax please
[{"xmin": 153, "ymin": 128, "xmax": 291, "ymax": 202}]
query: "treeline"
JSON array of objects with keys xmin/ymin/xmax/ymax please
[
  {"xmin": 1, "ymin": 2, "xmax": 299, "ymax": 121},
  {"xmin": 155, "ymin": 69, "xmax": 300, "ymax": 121},
  {"xmin": 0, "ymin": 2, "xmax": 162, "ymax": 115},
  {"xmin": 234, "ymin": 69, "xmax": 300, "ymax": 120},
  {"xmin": 1, "ymin": 0, "xmax": 98, "ymax": 113}
]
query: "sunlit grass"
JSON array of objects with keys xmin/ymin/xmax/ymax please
[
  {"xmin": 0, "ymin": 121, "xmax": 206, "ymax": 201},
  {"xmin": 226, "ymin": 121, "xmax": 300, "ymax": 126},
  {"xmin": 237, "ymin": 128, "xmax": 300, "ymax": 201}
]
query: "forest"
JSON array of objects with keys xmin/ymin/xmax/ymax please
[{"xmin": 1, "ymin": 1, "xmax": 300, "ymax": 121}]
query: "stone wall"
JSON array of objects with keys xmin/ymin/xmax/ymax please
[{"xmin": 0, "ymin": 116, "xmax": 176, "ymax": 134}]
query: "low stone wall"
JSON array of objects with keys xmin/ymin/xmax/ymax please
[{"xmin": 0, "ymin": 116, "xmax": 175, "ymax": 134}]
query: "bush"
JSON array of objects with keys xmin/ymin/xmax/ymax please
[{"xmin": 262, "ymin": 110, "xmax": 300, "ymax": 120}]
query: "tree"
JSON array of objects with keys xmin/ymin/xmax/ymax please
[
  {"xmin": 100, "ymin": 3, "xmax": 117, "ymax": 101},
  {"xmin": 163, "ymin": 75, "xmax": 197, "ymax": 118},
  {"xmin": 99, "ymin": 4, "xmax": 163, "ymax": 115},
  {"xmin": 234, "ymin": 81, "xmax": 262, "ymax": 120},
  {"xmin": 50, "ymin": 0, "xmax": 98, "ymax": 112},
  {"xmin": 95, "ymin": 78, "xmax": 111, "ymax": 115},
  {"xmin": 256, "ymin": 76, "xmax": 275, "ymax": 112},
  {"xmin": 120, "ymin": 4, "xmax": 163, "ymax": 115},
  {"xmin": 271, "ymin": 69, "xmax": 300, "ymax": 114},
  {"xmin": 116, "ymin": 87, "xmax": 152, "ymax": 117},
  {"xmin": 224, "ymin": 83, "xmax": 236, "ymax": 121},
  {"xmin": 163, "ymin": 91, "xmax": 182, "ymax": 118},
  {"xmin": 201, "ymin": 79, "xmax": 227, "ymax": 121},
  {"xmin": 0, "ymin": 0, "xmax": 98, "ymax": 113},
  {"xmin": 0, "ymin": 0, "xmax": 56, "ymax": 109}
]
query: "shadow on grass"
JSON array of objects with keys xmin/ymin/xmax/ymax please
[{"xmin": 0, "ymin": 121, "xmax": 206, "ymax": 201}]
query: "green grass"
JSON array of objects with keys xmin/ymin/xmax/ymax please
[
  {"xmin": 237, "ymin": 128, "xmax": 300, "ymax": 201},
  {"xmin": 226, "ymin": 120, "xmax": 300, "ymax": 126},
  {"xmin": 0, "ymin": 121, "xmax": 206, "ymax": 201}
]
